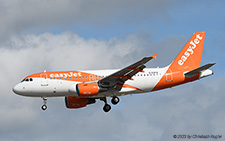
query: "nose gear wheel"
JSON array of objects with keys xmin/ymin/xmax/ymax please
[{"xmin": 41, "ymin": 97, "xmax": 47, "ymax": 111}]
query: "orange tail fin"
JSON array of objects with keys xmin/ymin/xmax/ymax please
[
  {"xmin": 169, "ymin": 32, "xmax": 205, "ymax": 72},
  {"xmin": 152, "ymin": 32, "xmax": 206, "ymax": 91}
]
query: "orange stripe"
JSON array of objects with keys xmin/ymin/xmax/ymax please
[
  {"xmin": 129, "ymin": 68, "xmax": 144, "ymax": 72},
  {"xmin": 152, "ymin": 71, "xmax": 199, "ymax": 91},
  {"xmin": 116, "ymin": 83, "xmax": 144, "ymax": 92}
]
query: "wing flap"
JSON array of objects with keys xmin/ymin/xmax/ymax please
[{"xmin": 98, "ymin": 54, "xmax": 157, "ymax": 90}]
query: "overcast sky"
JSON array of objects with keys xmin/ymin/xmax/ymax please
[{"xmin": 0, "ymin": 0, "xmax": 225, "ymax": 141}]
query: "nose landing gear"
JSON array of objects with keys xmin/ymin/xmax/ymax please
[
  {"xmin": 41, "ymin": 104, "xmax": 47, "ymax": 110},
  {"xmin": 41, "ymin": 97, "xmax": 47, "ymax": 111}
]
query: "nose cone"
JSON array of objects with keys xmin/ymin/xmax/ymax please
[{"xmin": 13, "ymin": 84, "xmax": 23, "ymax": 95}]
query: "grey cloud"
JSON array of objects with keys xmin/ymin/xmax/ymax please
[
  {"xmin": 0, "ymin": 31, "xmax": 188, "ymax": 70},
  {"xmin": 144, "ymin": 36, "xmax": 187, "ymax": 67},
  {"xmin": 0, "ymin": 32, "xmax": 152, "ymax": 71},
  {"xmin": 0, "ymin": 0, "xmax": 180, "ymax": 41}
]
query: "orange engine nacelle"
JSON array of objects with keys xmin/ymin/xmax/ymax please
[
  {"xmin": 76, "ymin": 83, "xmax": 99, "ymax": 97},
  {"xmin": 65, "ymin": 96, "xmax": 96, "ymax": 109}
]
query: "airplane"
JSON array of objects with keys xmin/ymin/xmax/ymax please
[{"xmin": 13, "ymin": 32, "xmax": 215, "ymax": 112}]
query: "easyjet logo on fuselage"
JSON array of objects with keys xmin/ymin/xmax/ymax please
[
  {"xmin": 49, "ymin": 72, "xmax": 82, "ymax": 78},
  {"xmin": 178, "ymin": 34, "xmax": 203, "ymax": 66}
]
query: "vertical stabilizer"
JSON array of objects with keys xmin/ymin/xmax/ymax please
[
  {"xmin": 169, "ymin": 32, "xmax": 205, "ymax": 72},
  {"xmin": 152, "ymin": 32, "xmax": 206, "ymax": 91}
]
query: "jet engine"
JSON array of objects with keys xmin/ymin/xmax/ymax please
[
  {"xmin": 65, "ymin": 96, "xmax": 96, "ymax": 108},
  {"xmin": 68, "ymin": 82, "xmax": 107, "ymax": 97},
  {"xmin": 76, "ymin": 83, "xmax": 100, "ymax": 96}
]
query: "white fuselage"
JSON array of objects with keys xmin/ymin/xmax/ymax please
[{"xmin": 13, "ymin": 67, "xmax": 169, "ymax": 98}]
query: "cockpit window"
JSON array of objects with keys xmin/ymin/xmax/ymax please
[{"xmin": 21, "ymin": 78, "xmax": 33, "ymax": 82}]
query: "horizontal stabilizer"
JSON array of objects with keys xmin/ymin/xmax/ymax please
[{"xmin": 184, "ymin": 63, "xmax": 215, "ymax": 78}]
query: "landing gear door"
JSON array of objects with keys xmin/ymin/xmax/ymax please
[{"xmin": 41, "ymin": 73, "xmax": 48, "ymax": 86}]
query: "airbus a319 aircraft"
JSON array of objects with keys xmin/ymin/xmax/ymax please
[{"xmin": 13, "ymin": 32, "xmax": 215, "ymax": 112}]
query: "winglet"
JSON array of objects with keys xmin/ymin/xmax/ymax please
[{"xmin": 151, "ymin": 53, "xmax": 158, "ymax": 60}]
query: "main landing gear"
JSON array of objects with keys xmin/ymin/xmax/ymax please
[
  {"xmin": 100, "ymin": 96, "xmax": 120, "ymax": 112},
  {"xmin": 100, "ymin": 97, "xmax": 111, "ymax": 112},
  {"xmin": 111, "ymin": 96, "xmax": 120, "ymax": 105},
  {"xmin": 41, "ymin": 97, "xmax": 47, "ymax": 111}
]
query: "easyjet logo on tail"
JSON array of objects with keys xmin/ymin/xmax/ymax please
[{"xmin": 178, "ymin": 34, "xmax": 203, "ymax": 66}]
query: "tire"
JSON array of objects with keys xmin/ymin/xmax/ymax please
[
  {"xmin": 111, "ymin": 97, "xmax": 120, "ymax": 105},
  {"xmin": 103, "ymin": 104, "xmax": 111, "ymax": 112},
  {"xmin": 41, "ymin": 105, "xmax": 47, "ymax": 110}
]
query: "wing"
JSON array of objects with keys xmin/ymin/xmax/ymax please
[{"xmin": 98, "ymin": 53, "xmax": 158, "ymax": 91}]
